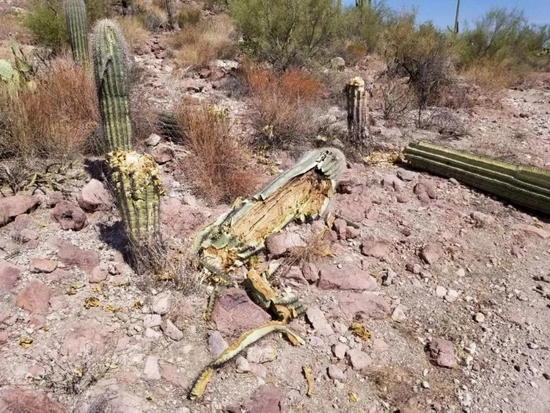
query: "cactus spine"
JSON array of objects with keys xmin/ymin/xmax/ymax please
[
  {"xmin": 64, "ymin": 0, "xmax": 89, "ymax": 64},
  {"xmin": 91, "ymin": 19, "xmax": 164, "ymax": 259},
  {"xmin": 91, "ymin": 19, "xmax": 132, "ymax": 152},
  {"xmin": 404, "ymin": 141, "xmax": 550, "ymax": 215},
  {"xmin": 344, "ymin": 77, "xmax": 368, "ymax": 146}
]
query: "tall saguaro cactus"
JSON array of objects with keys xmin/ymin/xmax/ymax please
[
  {"xmin": 91, "ymin": 19, "xmax": 132, "ymax": 152},
  {"xmin": 344, "ymin": 77, "xmax": 368, "ymax": 146},
  {"xmin": 453, "ymin": 0, "xmax": 461, "ymax": 34},
  {"xmin": 91, "ymin": 19, "xmax": 164, "ymax": 263},
  {"xmin": 64, "ymin": 0, "xmax": 89, "ymax": 64}
]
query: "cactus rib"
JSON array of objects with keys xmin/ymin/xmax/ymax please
[
  {"xmin": 64, "ymin": 0, "xmax": 89, "ymax": 63},
  {"xmin": 404, "ymin": 141, "xmax": 550, "ymax": 214}
]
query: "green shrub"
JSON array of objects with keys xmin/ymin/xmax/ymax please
[{"xmin": 230, "ymin": 0, "xmax": 343, "ymax": 69}]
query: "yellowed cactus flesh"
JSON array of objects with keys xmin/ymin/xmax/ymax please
[{"xmin": 107, "ymin": 150, "xmax": 164, "ymax": 246}]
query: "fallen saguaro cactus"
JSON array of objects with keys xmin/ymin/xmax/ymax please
[{"xmin": 403, "ymin": 140, "xmax": 550, "ymax": 215}]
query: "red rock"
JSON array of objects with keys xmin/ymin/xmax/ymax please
[
  {"xmin": 0, "ymin": 387, "xmax": 67, "ymax": 413},
  {"xmin": 160, "ymin": 362, "xmax": 189, "ymax": 388},
  {"xmin": 382, "ymin": 174, "xmax": 404, "ymax": 191},
  {"xmin": 160, "ymin": 197, "xmax": 209, "ymax": 238},
  {"xmin": 51, "ymin": 200, "xmax": 87, "ymax": 231},
  {"xmin": 427, "ymin": 338, "xmax": 457, "ymax": 368},
  {"xmin": 30, "ymin": 258, "xmax": 58, "ymax": 273},
  {"xmin": 330, "ymin": 292, "xmax": 391, "ymax": 321},
  {"xmin": 89, "ymin": 264, "xmax": 109, "ymax": 283},
  {"xmin": 512, "ymin": 224, "xmax": 550, "ymax": 239},
  {"xmin": 420, "ymin": 242, "xmax": 444, "ymax": 265},
  {"xmin": 333, "ymin": 218, "xmax": 347, "ymax": 239},
  {"xmin": 361, "ymin": 237, "xmax": 392, "ymax": 260},
  {"xmin": 302, "ymin": 262, "xmax": 319, "ymax": 283},
  {"xmin": 49, "ymin": 295, "xmax": 68, "ymax": 311},
  {"xmin": 318, "ymin": 265, "xmax": 378, "ymax": 291},
  {"xmin": 58, "ymin": 240, "xmax": 99, "ymax": 275},
  {"xmin": 0, "ymin": 195, "xmax": 40, "ymax": 226},
  {"xmin": 12, "ymin": 214, "xmax": 34, "ymax": 231},
  {"xmin": 16, "ymin": 280, "xmax": 51, "ymax": 314},
  {"xmin": 47, "ymin": 268, "xmax": 71, "ymax": 282},
  {"xmin": 282, "ymin": 266, "xmax": 308, "ymax": 288},
  {"xmin": 61, "ymin": 320, "xmax": 112, "ymax": 360},
  {"xmin": 18, "ymin": 228, "xmax": 39, "ymax": 242},
  {"xmin": 0, "ymin": 260, "xmax": 21, "ymax": 296},
  {"xmin": 334, "ymin": 192, "xmax": 372, "ymax": 223},
  {"xmin": 414, "ymin": 179, "xmax": 437, "ymax": 203},
  {"xmin": 243, "ymin": 386, "xmax": 286, "ymax": 413},
  {"xmin": 265, "ymin": 232, "xmax": 305, "ymax": 257},
  {"xmin": 211, "ymin": 288, "xmax": 271, "ymax": 339},
  {"xmin": 77, "ymin": 179, "xmax": 112, "ymax": 212}
]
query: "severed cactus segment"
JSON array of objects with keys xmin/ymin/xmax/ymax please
[
  {"xmin": 91, "ymin": 19, "xmax": 132, "ymax": 152},
  {"xmin": 64, "ymin": 0, "xmax": 89, "ymax": 64},
  {"xmin": 107, "ymin": 150, "xmax": 165, "ymax": 248},
  {"xmin": 193, "ymin": 147, "xmax": 346, "ymax": 274},
  {"xmin": 404, "ymin": 140, "xmax": 550, "ymax": 215},
  {"xmin": 344, "ymin": 76, "xmax": 368, "ymax": 146}
]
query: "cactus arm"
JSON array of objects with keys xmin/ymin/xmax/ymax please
[{"xmin": 64, "ymin": 0, "xmax": 89, "ymax": 64}]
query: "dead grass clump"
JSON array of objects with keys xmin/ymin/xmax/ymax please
[
  {"xmin": 286, "ymin": 231, "xmax": 332, "ymax": 267},
  {"xmin": 115, "ymin": 16, "xmax": 149, "ymax": 53},
  {"xmin": 0, "ymin": 57, "xmax": 99, "ymax": 159},
  {"xmin": 175, "ymin": 101, "xmax": 260, "ymax": 204},
  {"xmin": 170, "ymin": 14, "xmax": 236, "ymax": 67},
  {"xmin": 461, "ymin": 59, "xmax": 515, "ymax": 96},
  {"xmin": 243, "ymin": 65, "xmax": 325, "ymax": 149}
]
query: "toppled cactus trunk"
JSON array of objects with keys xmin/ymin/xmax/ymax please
[
  {"xmin": 193, "ymin": 147, "xmax": 346, "ymax": 274},
  {"xmin": 107, "ymin": 150, "xmax": 164, "ymax": 249},
  {"xmin": 404, "ymin": 140, "xmax": 550, "ymax": 215},
  {"xmin": 64, "ymin": 0, "xmax": 89, "ymax": 64},
  {"xmin": 345, "ymin": 76, "xmax": 368, "ymax": 146},
  {"xmin": 91, "ymin": 19, "xmax": 132, "ymax": 152}
]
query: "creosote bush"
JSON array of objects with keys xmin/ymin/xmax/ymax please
[
  {"xmin": 243, "ymin": 64, "xmax": 325, "ymax": 149},
  {"xmin": 175, "ymin": 100, "xmax": 260, "ymax": 204},
  {"xmin": 0, "ymin": 57, "xmax": 99, "ymax": 159}
]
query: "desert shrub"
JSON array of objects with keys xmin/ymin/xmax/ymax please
[
  {"xmin": 230, "ymin": 0, "xmax": 343, "ymax": 69},
  {"xmin": 383, "ymin": 12, "xmax": 453, "ymax": 124},
  {"xmin": 115, "ymin": 16, "xmax": 149, "ymax": 53},
  {"xmin": 243, "ymin": 65, "xmax": 324, "ymax": 149},
  {"xmin": 22, "ymin": 0, "xmax": 110, "ymax": 52},
  {"xmin": 170, "ymin": 14, "xmax": 236, "ymax": 67},
  {"xmin": 176, "ymin": 7, "xmax": 202, "ymax": 28},
  {"xmin": 174, "ymin": 101, "xmax": 260, "ymax": 204},
  {"xmin": 0, "ymin": 57, "xmax": 99, "ymax": 159},
  {"xmin": 134, "ymin": 0, "xmax": 167, "ymax": 31}
]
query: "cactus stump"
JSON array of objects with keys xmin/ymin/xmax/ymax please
[{"xmin": 344, "ymin": 76, "xmax": 368, "ymax": 147}]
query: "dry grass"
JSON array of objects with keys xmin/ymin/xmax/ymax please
[
  {"xmin": 461, "ymin": 59, "xmax": 519, "ymax": 97},
  {"xmin": 243, "ymin": 64, "xmax": 325, "ymax": 149},
  {"xmin": 175, "ymin": 100, "xmax": 260, "ymax": 204},
  {"xmin": 170, "ymin": 14, "xmax": 236, "ymax": 67},
  {"xmin": 0, "ymin": 57, "xmax": 99, "ymax": 159},
  {"xmin": 115, "ymin": 16, "xmax": 149, "ymax": 53}
]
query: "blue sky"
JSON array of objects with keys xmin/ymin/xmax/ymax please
[{"xmin": 343, "ymin": 0, "xmax": 550, "ymax": 28}]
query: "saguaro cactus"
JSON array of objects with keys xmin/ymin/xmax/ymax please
[
  {"xmin": 344, "ymin": 77, "xmax": 368, "ymax": 146},
  {"xmin": 404, "ymin": 141, "xmax": 550, "ymax": 215},
  {"xmin": 91, "ymin": 19, "xmax": 132, "ymax": 152},
  {"xmin": 165, "ymin": 0, "xmax": 178, "ymax": 30},
  {"xmin": 64, "ymin": 0, "xmax": 89, "ymax": 64}
]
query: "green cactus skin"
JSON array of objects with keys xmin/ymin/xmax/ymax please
[
  {"xmin": 404, "ymin": 141, "xmax": 550, "ymax": 215},
  {"xmin": 345, "ymin": 76, "xmax": 368, "ymax": 145},
  {"xmin": 64, "ymin": 0, "xmax": 89, "ymax": 64},
  {"xmin": 107, "ymin": 150, "xmax": 165, "ymax": 247},
  {"xmin": 91, "ymin": 19, "xmax": 132, "ymax": 152}
]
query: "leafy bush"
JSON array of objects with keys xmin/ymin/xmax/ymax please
[
  {"xmin": 230, "ymin": 0, "xmax": 343, "ymax": 69},
  {"xmin": 174, "ymin": 100, "xmax": 260, "ymax": 204}
]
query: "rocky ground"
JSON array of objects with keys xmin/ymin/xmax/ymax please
[{"xmin": 1, "ymin": 15, "xmax": 550, "ymax": 413}]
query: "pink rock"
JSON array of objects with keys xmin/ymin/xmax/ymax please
[
  {"xmin": 0, "ymin": 195, "xmax": 40, "ymax": 226},
  {"xmin": 414, "ymin": 179, "xmax": 437, "ymax": 203},
  {"xmin": 334, "ymin": 192, "xmax": 372, "ymax": 223},
  {"xmin": 512, "ymin": 224, "xmax": 550, "ymax": 239},
  {"xmin": 427, "ymin": 338, "xmax": 457, "ymax": 368},
  {"xmin": 151, "ymin": 144, "xmax": 174, "ymax": 164},
  {"xmin": 382, "ymin": 174, "xmax": 404, "ymax": 191},
  {"xmin": 89, "ymin": 264, "xmax": 109, "ymax": 283},
  {"xmin": 160, "ymin": 319, "xmax": 184, "ymax": 341},
  {"xmin": 0, "ymin": 330, "xmax": 8, "ymax": 345},
  {"xmin": 46, "ymin": 191, "xmax": 64, "ymax": 208},
  {"xmin": 18, "ymin": 228, "xmax": 39, "ymax": 242},
  {"xmin": 160, "ymin": 362, "xmax": 189, "ymax": 388},
  {"xmin": 12, "ymin": 214, "xmax": 34, "ymax": 231},
  {"xmin": 143, "ymin": 355, "xmax": 161, "ymax": 380},
  {"xmin": 0, "ymin": 260, "xmax": 21, "ymax": 296},
  {"xmin": 160, "ymin": 197, "xmax": 209, "ymax": 238},
  {"xmin": 302, "ymin": 262, "xmax": 319, "ymax": 283},
  {"xmin": 211, "ymin": 288, "xmax": 271, "ymax": 339},
  {"xmin": 58, "ymin": 240, "xmax": 99, "ymax": 275},
  {"xmin": 16, "ymin": 280, "xmax": 51, "ymax": 314},
  {"xmin": 51, "ymin": 200, "xmax": 87, "ymax": 231},
  {"xmin": 330, "ymin": 292, "xmax": 391, "ymax": 321},
  {"xmin": 61, "ymin": 320, "xmax": 112, "ymax": 360},
  {"xmin": 30, "ymin": 258, "xmax": 57, "ymax": 273},
  {"xmin": 420, "ymin": 242, "xmax": 444, "ymax": 265},
  {"xmin": 77, "ymin": 179, "xmax": 112, "ymax": 212},
  {"xmin": 333, "ymin": 218, "xmax": 347, "ymax": 239},
  {"xmin": 0, "ymin": 387, "xmax": 67, "ymax": 413},
  {"xmin": 265, "ymin": 232, "xmax": 305, "ymax": 257},
  {"xmin": 243, "ymin": 386, "xmax": 286, "ymax": 413},
  {"xmin": 282, "ymin": 266, "xmax": 308, "ymax": 288},
  {"xmin": 361, "ymin": 237, "xmax": 392, "ymax": 260},
  {"xmin": 47, "ymin": 268, "xmax": 71, "ymax": 282},
  {"xmin": 49, "ymin": 295, "xmax": 68, "ymax": 311},
  {"xmin": 347, "ymin": 349, "xmax": 372, "ymax": 370},
  {"xmin": 318, "ymin": 265, "xmax": 378, "ymax": 291}
]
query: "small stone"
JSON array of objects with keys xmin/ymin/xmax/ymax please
[
  {"xmin": 30, "ymin": 258, "xmax": 57, "ymax": 273},
  {"xmin": 427, "ymin": 338, "xmax": 456, "ymax": 368},
  {"xmin": 382, "ymin": 268, "xmax": 396, "ymax": 286},
  {"xmin": 146, "ymin": 134, "xmax": 162, "ymax": 146},
  {"xmin": 306, "ymin": 308, "xmax": 334, "ymax": 336},
  {"xmin": 421, "ymin": 381, "xmax": 430, "ymax": 389},
  {"xmin": 391, "ymin": 304, "xmax": 407, "ymax": 322},
  {"xmin": 333, "ymin": 343, "xmax": 348, "ymax": 360},
  {"xmin": 456, "ymin": 268, "xmax": 466, "ymax": 277},
  {"xmin": 302, "ymin": 262, "xmax": 319, "ymax": 283},
  {"xmin": 16, "ymin": 280, "xmax": 51, "ymax": 315},
  {"xmin": 144, "ymin": 328, "xmax": 162, "ymax": 339},
  {"xmin": 436, "ymin": 286, "xmax": 447, "ymax": 298},
  {"xmin": 397, "ymin": 169, "xmax": 415, "ymax": 181},
  {"xmin": 19, "ymin": 229, "xmax": 39, "ymax": 242},
  {"xmin": 143, "ymin": 314, "xmax": 162, "ymax": 328},
  {"xmin": 144, "ymin": 355, "xmax": 161, "ymax": 380},
  {"xmin": 89, "ymin": 264, "xmax": 109, "ymax": 283},
  {"xmin": 160, "ymin": 319, "xmax": 184, "ymax": 341},
  {"xmin": 420, "ymin": 243, "xmax": 444, "ymax": 265},
  {"xmin": 51, "ymin": 200, "xmax": 87, "ymax": 231},
  {"xmin": 327, "ymin": 365, "xmax": 347, "ymax": 382},
  {"xmin": 445, "ymin": 289, "xmax": 460, "ymax": 303},
  {"xmin": 347, "ymin": 349, "xmax": 372, "ymax": 370},
  {"xmin": 250, "ymin": 363, "xmax": 267, "ymax": 379},
  {"xmin": 474, "ymin": 312, "xmax": 486, "ymax": 323},
  {"xmin": 236, "ymin": 356, "xmax": 251, "ymax": 373},
  {"xmin": 152, "ymin": 292, "xmax": 171, "ymax": 315},
  {"xmin": 78, "ymin": 179, "xmax": 112, "ymax": 212},
  {"xmin": 208, "ymin": 331, "xmax": 228, "ymax": 357},
  {"xmin": 247, "ymin": 346, "xmax": 276, "ymax": 364}
]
